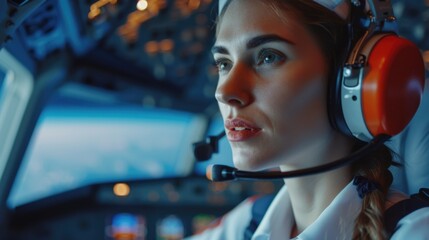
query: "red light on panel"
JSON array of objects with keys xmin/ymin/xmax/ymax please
[{"xmin": 105, "ymin": 213, "xmax": 146, "ymax": 240}]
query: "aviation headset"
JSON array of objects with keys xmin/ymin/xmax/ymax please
[
  {"xmin": 328, "ymin": 0, "xmax": 425, "ymax": 142},
  {"xmin": 194, "ymin": 0, "xmax": 426, "ymax": 179}
]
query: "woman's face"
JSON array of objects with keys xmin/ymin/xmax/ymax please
[{"xmin": 213, "ymin": 0, "xmax": 337, "ymax": 171}]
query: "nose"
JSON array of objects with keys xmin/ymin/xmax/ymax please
[{"xmin": 215, "ymin": 64, "xmax": 253, "ymax": 108}]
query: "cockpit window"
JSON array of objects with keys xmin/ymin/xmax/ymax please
[{"xmin": 7, "ymin": 84, "xmax": 206, "ymax": 208}]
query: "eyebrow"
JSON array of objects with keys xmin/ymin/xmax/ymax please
[{"xmin": 211, "ymin": 34, "xmax": 295, "ymax": 55}]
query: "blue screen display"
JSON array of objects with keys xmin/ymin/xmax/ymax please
[{"xmin": 8, "ymin": 85, "xmax": 205, "ymax": 207}]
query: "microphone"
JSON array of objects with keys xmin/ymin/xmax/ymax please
[
  {"xmin": 205, "ymin": 134, "xmax": 390, "ymax": 181},
  {"xmin": 193, "ymin": 131, "xmax": 226, "ymax": 161}
]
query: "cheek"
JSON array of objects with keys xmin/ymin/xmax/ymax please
[
  {"xmin": 261, "ymin": 78, "xmax": 330, "ymax": 164},
  {"xmin": 261, "ymin": 64, "xmax": 327, "ymax": 114},
  {"xmin": 217, "ymin": 102, "xmax": 229, "ymax": 119},
  {"xmin": 260, "ymin": 63, "xmax": 330, "ymax": 135}
]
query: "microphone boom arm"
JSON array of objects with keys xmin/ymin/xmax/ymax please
[{"xmin": 209, "ymin": 134, "xmax": 390, "ymax": 181}]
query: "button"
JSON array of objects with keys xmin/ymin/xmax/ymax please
[{"xmin": 344, "ymin": 77, "xmax": 359, "ymax": 87}]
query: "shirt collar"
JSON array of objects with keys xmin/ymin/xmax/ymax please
[{"xmin": 253, "ymin": 180, "xmax": 362, "ymax": 240}]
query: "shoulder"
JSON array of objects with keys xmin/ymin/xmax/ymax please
[
  {"xmin": 386, "ymin": 188, "xmax": 429, "ymax": 239},
  {"xmin": 385, "ymin": 188, "xmax": 409, "ymax": 209},
  {"xmin": 390, "ymin": 205, "xmax": 429, "ymax": 239}
]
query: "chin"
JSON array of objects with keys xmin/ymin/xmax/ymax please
[{"xmin": 233, "ymin": 155, "xmax": 270, "ymax": 171}]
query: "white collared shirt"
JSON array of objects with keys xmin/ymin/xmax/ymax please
[
  {"xmin": 187, "ymin": 180, "xmax": 429, "ymax": 240},
  {"xmin": 252, "ymin": 181, "xmax": 363, "ymax": 240}
]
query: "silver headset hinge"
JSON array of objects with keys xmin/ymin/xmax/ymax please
[{"xmin": 366, "ymin": 0, "xmax": 396, "ymax": 27}]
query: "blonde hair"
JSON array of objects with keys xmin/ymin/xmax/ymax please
[{"xmin": 352, "ymin": 145, "xmax": 393, "ymax": 239}]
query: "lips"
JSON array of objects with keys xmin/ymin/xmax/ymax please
[{"xmin": 225, "ymin": 119, "xmax": 261, "ymax": 142}]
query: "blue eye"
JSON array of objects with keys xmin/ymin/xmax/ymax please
[
  {"xmin": 256, "ymin": 49, "xmax": 286, "ymax": 66},
  {"xmin": 214, "ymin": 58, "xmax": 231, "ymax": 73}
]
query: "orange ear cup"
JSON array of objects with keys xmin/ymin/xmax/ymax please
[{"xmin": 362, "ymin": 35, "xmax": 425, "ymax": 136}]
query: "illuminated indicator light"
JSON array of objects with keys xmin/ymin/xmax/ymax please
[
  {"xmin": 136, "ymin": 0, "xmax": 148, "ymax": 11},
  {"xmin": 117, "ymin": 0, "xmax": 167, "ymax": 42},
  {"xmin": 160, "ymin": 39, "xmax": 174, "ymax": 52},
  {"xmin": 88, "ymin": 8, "xmax": 101, "ymax": 20},
  {"xmin": 109, "ymin": 213, "xmax": 146, "ymax": 239},
  {"xmin": 157, "ymin": 215, "xmax": 184, "ymax": 239},
  {"xmin": 145, "ymin": 41, "xmax": 159, "ymax": 54},
  {"xmin": 88, "ymin": 0, "xmax": 118, "ymax": 20},
  {"xmin": 423, "ymin": 50, "xmax": 429, "ymax": 70},
  {"xmin": 188, "ymin": 0, "xmax": 201, "ymax": 9},
  {"xmin": 113, "ymin": 183, "xmax": 130, "ymax": 197}
]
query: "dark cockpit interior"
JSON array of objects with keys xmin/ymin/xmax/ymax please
[{"xmin": 0, "ymin": 0, "xmax": 428, "ymax": 239}]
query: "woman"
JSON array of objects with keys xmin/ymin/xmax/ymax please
[{"xmin": 189, "ymin": 0, "xmax": 429, "ymax": 239}]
